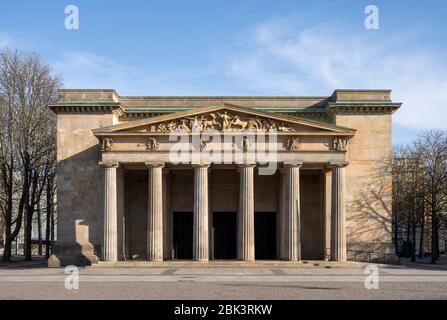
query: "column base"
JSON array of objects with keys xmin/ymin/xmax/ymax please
[
  {"xmin": 284, "ymin": 258, "xmax": 301, "ymax": 262},
  {"xmin": 47, "ymin": 242, "xmax": 99, "ymax": 267},
  {"xmin": 237, "ymin": 259, "xmax": 255, "ymax": 262}
]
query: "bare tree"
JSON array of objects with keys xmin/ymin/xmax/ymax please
[
  {"xmin": 416, "ymin": 131, "xmax": 447, "ymax": 263},
  {"xmin": 0, "ymin": 48, "xmax": 61, "ymax": 261},
  {"xmin": 392, "ymin": 132, "xmax": 447, "ymax": 263}
]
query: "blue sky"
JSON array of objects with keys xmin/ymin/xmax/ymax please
[{"xmin": 1, "ymin": 0, "xmax": 447, "ymax": 145}]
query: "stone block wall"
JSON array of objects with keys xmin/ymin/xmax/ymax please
[
  {"xmin": 48, "ymin": 112, "xmax": 117, "ymax": 266},
  {"xmin": 335, "ymin": 113, "xmax": 394, "ymax": 255}
]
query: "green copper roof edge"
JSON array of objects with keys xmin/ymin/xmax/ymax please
[
  {"xmin": 329, "ymin": 101, "xmax": 397, "ymax": 104},
  {"xmin": 123, "ymin": 107, "xmax": 326, "ymax": 112},
  {"xmin": 49, "ymin": 100, "xmax": 119, "ymax": 105}
]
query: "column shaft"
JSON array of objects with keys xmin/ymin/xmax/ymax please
[
  {"xmin": 162, "ymin": 169, "xmax": 171, "ymax": 260},
  {"xmin": 103, "ymin": 162, "xmax": 118, "ymax": 262},
  {"xmin": 238, "ymin": 165, "xmax": 255, "ymax": 261},
  {"xmin": 330, "ymin": 165, "xmax": 347, "ymax": 261},
  {"xmin": 147, "ymin": 163, "xmax": 164, "ymax": 261},
  {"xmin": 279, "ymin": 169, "xmax": 287, "ymax": 259},
  {"xmin": 193, "ymin": 165, "xmax": 209, "ymax": 261},
  {"xmin": 285, "ymin": 164, "xmax": 302, "ymax": 261}
]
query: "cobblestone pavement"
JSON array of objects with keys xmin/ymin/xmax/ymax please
[{"xmin": 1, "ymin": 263, "xmax": 447, "ymax": 299}]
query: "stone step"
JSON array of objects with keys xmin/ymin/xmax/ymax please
[{"xmin": 92, "ymin": 260, "xmax": 356, "ymax": 268}]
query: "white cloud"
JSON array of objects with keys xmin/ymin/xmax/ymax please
[{"xmin": 224, "ymin": 19, "xmax": 447, "ymax": 130}]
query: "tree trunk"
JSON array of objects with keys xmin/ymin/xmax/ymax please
[
  {"xmin": 45, "ymin": 210, "xmax": 50, "ymax": 259},
  {"xmin": 419, "ymin": 213, "xmax": 425, "ymax": 259},
  {"xmin": 406, "ymin": 213, "xmax": 411, "ymax": 258},
  {"xmin": 431, "ymin": 203, "xmax": 439, "ymax": 263},
  {"xmin": 24, "ymin": 169, "xmax": 39, "ymax": 261},
  {"xmin": 45, "ymin": 176, "xmax": 53, "ymax": 259},
  {"xmin": 2, "ymin": 223, "xmax": 12, "ymax": 261},
  {"xmin": 411, "ymin": 197, "xmax": 416, "ymax": 262},
  {"xmin": 37, "ymin": 204, "xmax": 42, "ymax": 256},
  {"xmin": 411, "ymin": 222, "xmax": 416, "ymax": 262},
  {"xmin": 24, "ymin": 206, "xmax": 33, "ymax": 261}
]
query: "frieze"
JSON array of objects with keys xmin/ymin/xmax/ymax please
[{"xmin": 148, "ymin": 111, "xmax": 296, "ymax": 133}]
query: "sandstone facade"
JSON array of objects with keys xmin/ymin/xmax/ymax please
[{"xmin": 47, "ymin": 89, "xmax": 400, "ymax": 266}]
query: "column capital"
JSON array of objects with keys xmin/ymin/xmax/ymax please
[
  {"xmin": 192, "ymin": 163, "xmax": 210, "ymax": 169},
  {"xmin": 327, "ymin": 161, "xmax": 348, "ymax": 169},
  {"xmin": 145, "ymin": 162, "xmax": 165, "ymax": 168},
  {"xmin": 237, "ymin": 164, "xmax": 256, "ymax": 168},
  {"xmin": 99, "ymin": 161, "xmax": 119, "ymax": 168},
  {"xmin": 283, "ymin": 162, "xmax": 303, "ymax": 168}
]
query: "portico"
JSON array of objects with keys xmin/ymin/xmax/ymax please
[{"xmin": 95, "ymin": 104, "xmax": 353, "ymax": 262}]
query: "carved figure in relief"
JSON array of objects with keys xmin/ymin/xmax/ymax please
[
  {"xmin": 287, "ymin": 137, "xmax": 300, "ymax": 151},
  {"xmin": 231, "ymin": 115, "xmax": 249, "ymax": 130},
  {"xmin": 100, "ymin": 137, "xmax": 113, "ymax": 151},
  {"xmin": 157, "ymin": 123, "xmax": 169, "ymax": 133},
  {"xmin": 217, "ymin": 111, "xmax": 233, "ymax": 130},
  {"xmin": 247, "ymin": 118, "xmax": 263, "ymax": 131},
  {"xmin": 278, "ymin": 124, "xmax": 295, "ymax": 132},
  {"xmin": 241, "ymin": 136, "xmax": 250, "ymax": 152},
  {"xmin": 334, "ymin": 137, "xmax": 347, "ymax": 151},
  {"xmin": 178, "ymin": 119, "xmax": 191, "ymax": 131},
  {"xmin": 152, "ymin": 111, "xmax": 296, "ymax": 133},
  {"xmin": 147, "ymin": 137, "xmax": 160, "ymax": 151},
  {"xmin": 166, "ymin": 121, "xmax": 177, "ymax": 131},
  {"xmin": 201, "ymin": 113, "xmax": 219, "ymax": 131},
  {"xmin": 187, "ymin": 116, "xmax": 202, "ymax": 132}
]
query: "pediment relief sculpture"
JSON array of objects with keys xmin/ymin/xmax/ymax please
[{"xmin": 147, "ymin": 111, "xmax": 296, "ymax": 133}]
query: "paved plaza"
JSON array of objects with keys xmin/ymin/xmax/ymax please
[{"xmin": 1, "ymin": 261, "xmax": 447, "ymax": 299}]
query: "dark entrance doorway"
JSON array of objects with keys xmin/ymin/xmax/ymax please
[
  {"xmin": 173, "ymin": 212, "xmax": 193, "ymax": 259},
  {"xmin": 212, "ymin": 212, "xmax": 237, "ymax": 259},
  {"xmin": 255, "ymin": 212, "xmax": 277, "ymax": 260}
]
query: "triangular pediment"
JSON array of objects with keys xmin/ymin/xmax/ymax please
[{"xmin": 92, "ymin": 104, "xmax": 355, "ymax": 136}]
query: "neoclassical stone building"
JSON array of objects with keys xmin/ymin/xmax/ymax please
[{"xmin": 48, "ymin": 89, "xmax": 400, "ymax": 266}]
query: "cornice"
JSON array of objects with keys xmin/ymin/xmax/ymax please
[
  {"xmin": 327, "ymin": 102, "xmax": 401, "ymax": 114},
  {"xmin": 48, "ymin": 101, "xmax": 124, "ymax": 116}
]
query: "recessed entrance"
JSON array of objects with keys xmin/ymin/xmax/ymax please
[
  {"xmin": 255, "ymin": 212, "xmax": 277, "ymax": 260},
  {"xmin": 212, "ymin": 212, "xmax": 237, "ymax": 259},
  {"xmin": 173, "ymin": 212, "xmax": 193, "ymax": 259}
]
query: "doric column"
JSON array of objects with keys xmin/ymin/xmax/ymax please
[
  {"xmin": 284, "ymin": 163, "xmax": 302, "ymax": 261},
  {"xmin": 279, "ymin": 168, "xmax": 287, "ymax": 259},
  {"xmin": 329, "ymin": 163, "xmax": 347, "ymax": 261},
  {"xmin": 101, "ymin": 161, "xmax": 119, "ymax": 262},
  {"xmin": 238, "ymin": 164, "xmax": 255, "ymax": 261},
  {"xmin": 193, "ymin": 164, "xmax": 210, "ymax": 261},
  {"xmin": 146, "ymin": 162, "xmax": 164, "ymax": 261},
  {"xmin": 162, "ymin": 168, "xmax": 171, "ymax": 260}
]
